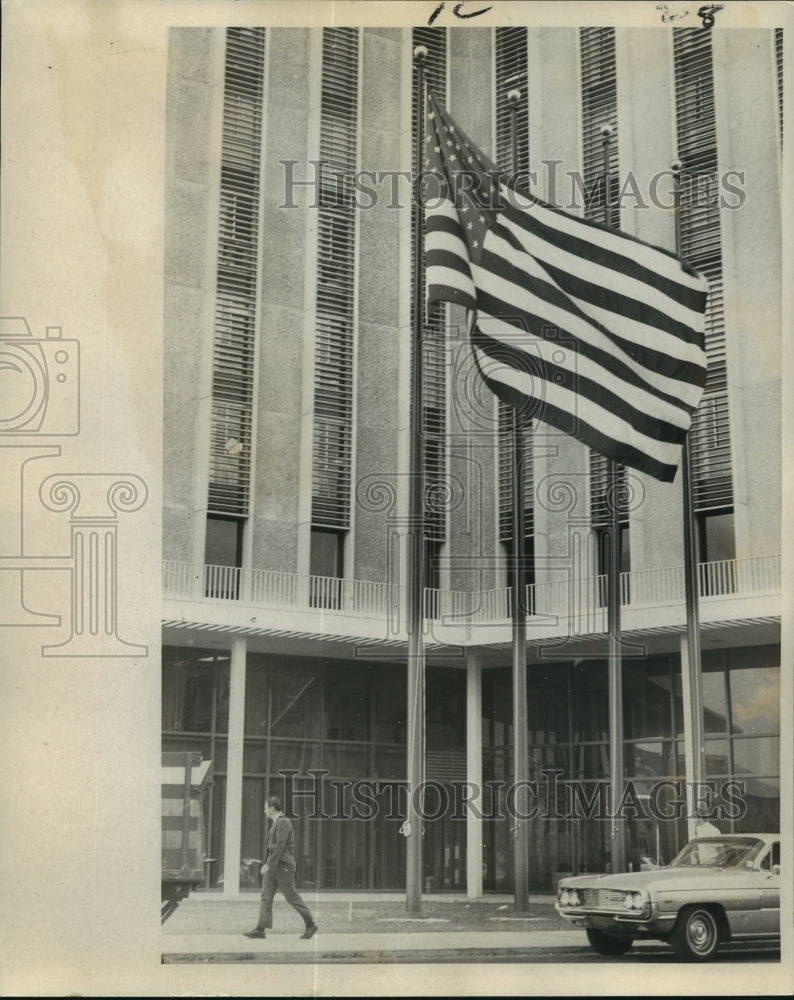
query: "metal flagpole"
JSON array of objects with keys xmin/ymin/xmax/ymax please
[
  {"xmin": 405, "ymin": 43, "xmax": 428, "ymax": 914},
  {"xmin": 507, "ymin": 88, "xmax": 530, "ymax": 914},
  {"xmin": 671, "ymin": 159, "xmax": 706, "ymax": 830},
  {"xmin": 601, "ymin": 122, "xmax": 627, "ymax": 875}
]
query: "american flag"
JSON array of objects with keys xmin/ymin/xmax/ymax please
[{"xmin": 422, "ymin": 92, "xmax": 709, "ymax": 483}]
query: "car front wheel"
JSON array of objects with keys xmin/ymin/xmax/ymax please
[
  {"xmin": 670, "ymin": 905, "xmax": 721, "ymax": 961},
  {"xmin": 585, "ymin": 929, "xmax": 633, "ymax": 955}
]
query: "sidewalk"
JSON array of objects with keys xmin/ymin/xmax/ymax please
[{"xmin": 161, "ymin": 891, "xmax": 654, "ymax": 963}]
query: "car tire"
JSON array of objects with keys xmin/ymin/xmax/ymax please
[
  {"xmin": 585, "ymin": 929, "xmax": 634, "ymax": 955},
  {"xmin": 670, "ymin": 905, "xmax": 721, "ymax": 961}
]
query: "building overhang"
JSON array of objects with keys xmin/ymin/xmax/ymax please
[{"xmin": 162, "ymin": 608, "xmax": 781, "ymax": 667}]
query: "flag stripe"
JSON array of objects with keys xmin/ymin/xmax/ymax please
[
  {"xmin": 481, "ymin": 232, "xmax": 705, "ymax": 386},
  {"xmin": 477, "ymin": 304, "xmax": 703, "ymax": 415},
  {"xmin": 422, "ymin": 93, "xmax": 708, "ymax": 482},
  {"xmin": 495, "ymin": 215, "xmax": 707, "ymax": 350},
  {"xmin": 473, "ymin": 347, "xmax": 683, "ymax": 477},
  {"xmin": 505, "ymin": 189, "xmax": 707, "ymax": 310},
  {"xmin": 473, "ymin": 250, "xmax": 705, "ymax": 401},
  {"xmin": 471, "ymin": 322, "xmax": 691, "ymax": 436}
]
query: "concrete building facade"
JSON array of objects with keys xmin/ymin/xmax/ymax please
[{"xmin": 163, "ymin": 24, "xmax": 783, "ymax": 894}]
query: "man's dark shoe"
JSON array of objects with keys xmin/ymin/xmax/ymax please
[
  {"xmin": 243, "ymin": 929, "xmax": 266, "ymax": 939},
  {"xmin": 300, "ymin": 924, "xmax": 318, "ymax": 940}
]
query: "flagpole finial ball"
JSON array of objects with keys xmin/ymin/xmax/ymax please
[
  {"xmin": 671, "ymin": 159, "xmax": 683, "ymax": 174},
  {"xmin": 599, "ymin": 122, "xmax": 614, "ymax": 138},
  {"xmin": 507, "ymin": 88, "xmax": 521, "ymax": 104},
  {"xmin": 413, "ymin": 45, "xmax": 428, "ymax": 64}
]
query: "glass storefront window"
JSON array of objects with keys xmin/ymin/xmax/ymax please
[
  {"xmin": 704, "ymin": 738, "xmax": 730, "ymax": 775},
  {"xmin": 426, "ymin": 666, "xmax": 466, "ymax": 749},
  {"xmin": 325, "ymin": 662, "xmax": 369, "ymax": 741},
  {"xmin": 733, "ymin": 777, "xmax": 780, "ymax": 833},
  {"xmin": 244, "ymin": 659, "xmax": 269, "ymax": 736},
  {"xmin": 570, "ymin": 743, "xmax": 609, "ymax": 780},
  {"xmin": 373, "ymin": 746, "xmax": 406, "ymax": 780},
  {"xmin": 269, "ymin": 740, "xmax": 322, "ymax": 774},
  {"xmin": 625, "ymin": 740, "xmax": 675, "ymax": 786},
  {"xmin": 529, "ymin": 745, "xmax": 569, "ymax": 772},
  {"xmin": 570, "ymin": 661, "xmax": 608, "ymax": 741},
  {"xmin": 323, "ymin": 743, "xmax": 369, "ymax": 778},
  {"xmin": 622, "ymin": 658, "xmax": 673, "ymax": 739},
  {"xmin": 162, "ymin": 647, "xmax": 230, "ymax": 733},
  {"xmin": 527, "ymin": 664, "xmax": 570, "ymax": 743},
  {"xmin": 728, "ymin": 665, "xmax": 780, "ymax": 736},
  {"xmin": 701, "ymin": 652, "xmax": 729, "ymax": 734},
  {"xmin": 270, "ymin": 665, "xmax": 321, "ymax": 738},
  {"xmin": 241, "ymin": 776, "xmax": 265, "ymax": 868},
  {"xmin": 242, "ymin": 742, "xmax": 268, "ymax": 774},
  {"xmin": 372, "ymin": 665, "xmax": 407, "ymax": 743},
  {"xmin": 732, "ymin": 737, "xmax": 780, "ymax": 776},
  {"xmin": 483, "ymin": 669, "xmax": 512, "ymax": 748}
]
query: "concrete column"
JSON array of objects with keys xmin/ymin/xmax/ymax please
[
  {"xmin": 465, "ymin": 652, "xmax": 483, "ymax": 898},
  {"xmin": 615, "ymin": 28, "xmax": 685, "ymax": 576},
  {"xmin": 354, "ymin": 27, "xmax": 409, "ymax": 585},
  {"xmin": 251, "ymin": 27, "xmax": 314, "ymax": 574},
  {"xmin": 223, "ymin": 636, "xmax": 247, "ymax": 895},
  {"xmin": 163, "ymin": 27, "xmax": 224, "ymax": 567},
  {"xmin": 712, "ymin": 30, "xmax": 782, "ymax": 563}
]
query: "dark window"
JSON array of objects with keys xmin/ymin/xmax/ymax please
[
  {"xmin": 204, "ymin": 515, "xmax": 243, "ymax": 598},
  {"xmin": 697, "ymin": 509, "xmax": 735, "ymax": 595},
  {"xmin": 324, "ymin": 663, "xmax": 370, "ymax": 741},
  {"xmin": 310, "ymin": 528, "xmax": 344, "ymax": 608}
]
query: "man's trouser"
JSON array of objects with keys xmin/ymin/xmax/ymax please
[{"xmin": 256, "ymin": 861, "xmax": 314, "ymax": 930}]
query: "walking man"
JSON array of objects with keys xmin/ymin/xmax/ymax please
[{"xmin": 244, "ymin": 796, "xmax": 318, "ymax": 940}]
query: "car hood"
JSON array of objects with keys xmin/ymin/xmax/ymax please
[{"xmin": 559, "ymin": 866, "xmax": 750, "ymax": 893}]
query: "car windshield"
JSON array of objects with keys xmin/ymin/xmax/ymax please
[{"xmin": 669, "ymin": 837, "xmax": 762, "ymax": 869}]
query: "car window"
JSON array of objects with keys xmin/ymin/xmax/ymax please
[{"xmin": 760, "ymin": 842, "xmax": 780, "ymax": 872}]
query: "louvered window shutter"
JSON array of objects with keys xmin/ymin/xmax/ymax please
[
  {"xmin": 312, "ymin": 27, "xmax": 359, "ymax": 530},
  {"xmin": 580, "ymin": 27, "xmax": 620, "ymax": 230},
  {"xmin": 495, "ymin": 27, "xmax": 529, "ymax": 180},
  {"xmin": 589, "ymin": 452, "xmax": 628, "ymax": 529},
  {"xmin": 580, "ymin": 28, "xmax": 627, "ymax": 542},
  {"xmin": 208, "ymin": 27, "xmax": 266, "ymax": 517},
  {"xmin": 673, "ymin": 28, "xmax": 733, "ymax": 514},
  {"xmin": 413, "ymin": 27, "xmax": 448, "ymax": 543}
]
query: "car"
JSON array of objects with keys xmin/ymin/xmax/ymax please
[{"xmin": 555, "ymin": 833, "xmax": 780, "ymax": 961}]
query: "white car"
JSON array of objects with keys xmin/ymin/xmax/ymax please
[{"xmin": 555, "ymin": 833, "xmax": 780, "ymax": 961}]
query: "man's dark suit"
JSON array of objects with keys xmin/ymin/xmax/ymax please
[{"xmin": 255, "ymin": 812, "xmax": 314, "ymax": 932}]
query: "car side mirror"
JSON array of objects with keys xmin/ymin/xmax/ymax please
[{"xmin": 771, "ymin": 864, "xmax": 780, "ymax": 877}]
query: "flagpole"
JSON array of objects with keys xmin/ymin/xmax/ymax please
[
  {"xmin": 671, "ymin": 159, "xmax": 706, "ymax": 831},
  {"xmin": 601, "ymin": 122, "xmax": 627, "ymax": 875},
  {"xmin": 405, "ymin": 43, "xmax": 428, "ymax": 914},
  {"xmin": 507, "ymin": 88, "xmax": 530, "ymax": 914}
]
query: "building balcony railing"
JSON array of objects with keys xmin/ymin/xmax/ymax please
[{"xmin": 162, "ymin": 553, "xmax": 780, "ymax": 627}]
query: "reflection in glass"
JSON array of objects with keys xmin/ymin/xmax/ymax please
[
  {"xmin": 323, "ymin": 743, "xmax": 368, "ymax": 778},
  {"xmin": 325, "ymin": 662, "xmax": 369, "ymax": 741},
  {"xmin": 704, "ymin": 738, "xmax": 730, "ymax": 775},
  {"xmin": 625, "ymin": 740, "xmax": 675, "ymax": 786},
  {"xmin": 732, "ymin": 736, "xmax": 780, "ymax": 776},
  {"xmin": 270, "ymin": 668, "xmax": 321, "ymax": 738},
  {"xmin": 702, "ymin": 666, "xmax": 729, "ymax": 734},
  {"xmin": 729, "ymin": 666, "xmax": 780, "ymax": 735},
  {"xmin": 571, "ymin": 661, "xmax": 608, "ymax": 741},
  {"xmin": 269, "ymin": 740, "xmax": 322, "ymax": 773},
  {"xmin": 622, "ymin": 658, "xmax": 673, "ymax": 739}
]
